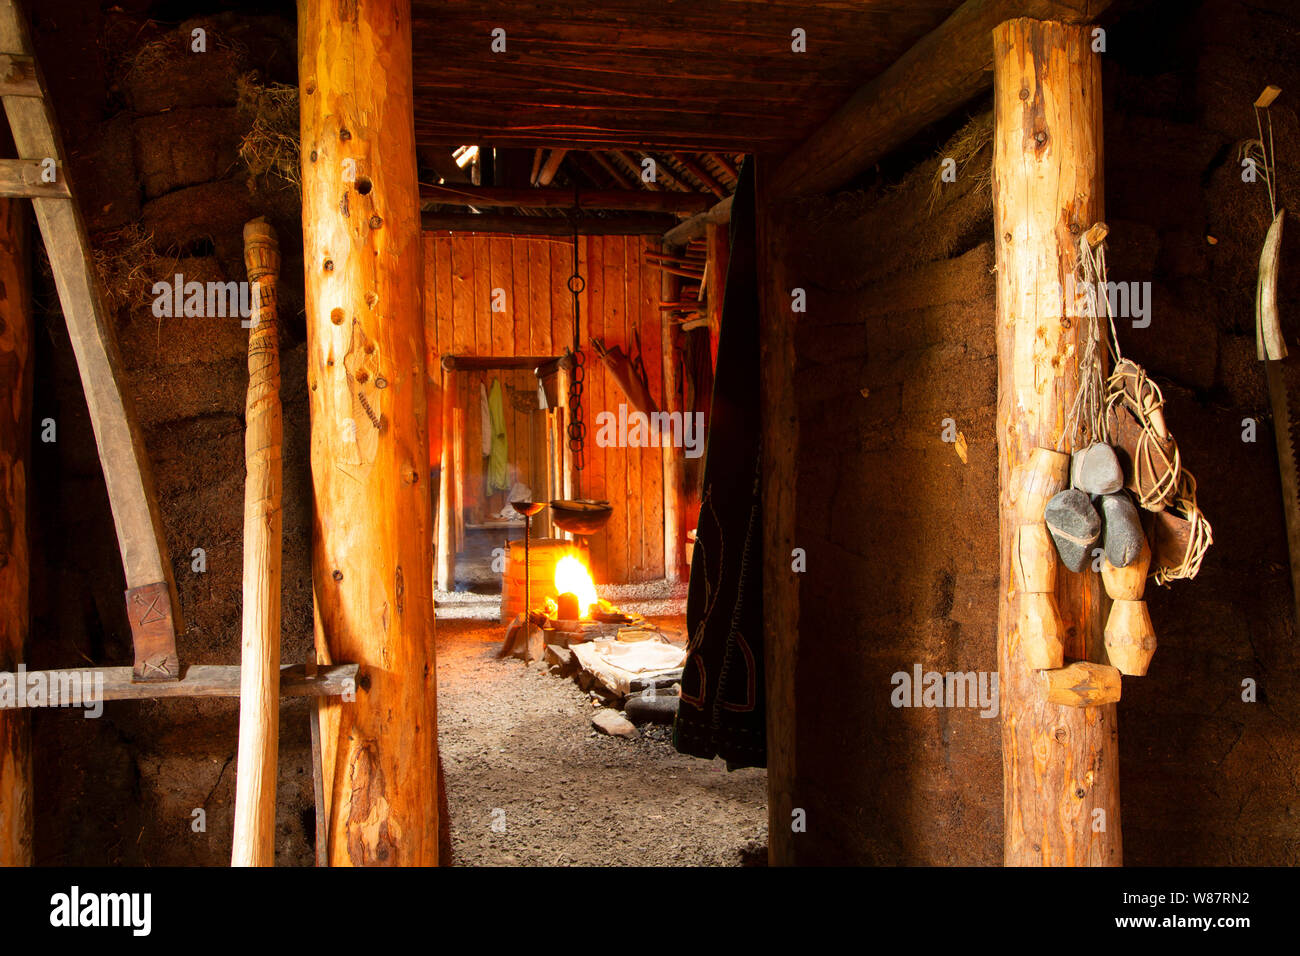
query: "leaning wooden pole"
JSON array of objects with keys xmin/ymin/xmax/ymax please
[
  {"xmin": 299, "ymin": 0, "xmax": 439, "ymax": 865},
  {"xmin": 0, "ymin": 198, "xmax": 32, "ymax": 866},
  {"xmin": 993, "ymin": 18, "xmax": 1121, "ymax": 866},
  {"xmin": 232, "ymin": 218, "xmax": 283, "ymax": 867}
]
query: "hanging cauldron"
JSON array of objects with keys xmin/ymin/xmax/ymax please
[{"xmin": 549, "ymin": 499, "xmax": 613, "ymax": 535}]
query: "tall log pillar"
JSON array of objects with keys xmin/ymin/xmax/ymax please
[
  {"xmin": 660, "ymin": 241, "xmax": 688, "ymax": 583},
  {"xmin": 0, "ymin": 199, "xmax": 31, "ymax": 866},
  {"xmin": 993, "ymin": 18, "xmax": 1120, "ymax": 866},
  {"xmin": 299, "ymin": 0, "xmax": 439, "ymax": 865}
]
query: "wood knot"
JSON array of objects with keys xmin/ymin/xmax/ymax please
[
  {"xmin": 1019, "ymin": 88, "xmax": 1030, "ymax": 100},
  {"xmin": 369, "ymin": 215, "xmax": 384, "ymax": 229},
  {"xmin": 332, "ymin": 569, "xmax": 344, "ymax": 581},
  {"xmin": 323, "ymin": 258, "xmax": 334, "ymax": 271},
  {"xmin": 339, "ymin": 128, "xmax": 352, "ymax": 141}
]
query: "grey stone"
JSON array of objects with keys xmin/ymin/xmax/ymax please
[
  {"xmin": 1100, "ymin": 492, "xmax": 1144, "ymax": 568},
  {"xmin": 544, "ymin": 644, "xmax": 574, "ymax": 675},
  {"xmin": 1045, "ymin": 489, "xmax": 1101, "ymax": 572},
  {"xmin": 624, "ymin": 691, "xmax": 680, "ymax": 724},
  {"xmin": 592, "ymin": 710, "xmax": 639, "ymax": 738},
  {"xmin": 1071, "ymin": 443, "xmax": 1124, "ymax": 495}
]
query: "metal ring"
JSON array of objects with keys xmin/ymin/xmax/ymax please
[{"xmin": 567, "ymin": 274, "xmax": 586, "ymax": 295}]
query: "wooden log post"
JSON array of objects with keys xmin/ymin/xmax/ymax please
[
  {"xmin": 232, "ymin": 219, "xmax": 283, "ymax": 867},
  {"xmin": 435, "ymin": 368, "xmax": 455, "ymax": 591},
  {"xmin": 299, "ymin": 0, "xmax": 439, "ymax": 865},
  {"xmin": 755, "ymin": 162, "xmax": 799, "ymax": 866},
  {"xmin": 660, "ymin": 241, "xmax": 687, "ymax": 582},
  {"xmin": 0, "ymin": 198, "xmax": 31, "ymax": 866},
  {"xmin": 993, "ymin": 18, "xmax": 1120, "ymax": 866}
]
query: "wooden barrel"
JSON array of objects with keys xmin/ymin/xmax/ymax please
[{"xmin": 501, "ymin": 537, "xmax": 591, "ymax": 623}]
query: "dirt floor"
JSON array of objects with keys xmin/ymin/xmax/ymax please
[{"xmin": 434, "ymin": 599, "xmax": 768, "ymax": 866}]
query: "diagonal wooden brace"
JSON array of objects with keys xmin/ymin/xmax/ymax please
[{"xmin": 126, "ymin": 582, "xmax": 179, "ymax": 682}]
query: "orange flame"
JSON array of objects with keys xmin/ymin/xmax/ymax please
[{"xmin": 554, "ymin": 554, "xmax": 598, "ymax": 619}]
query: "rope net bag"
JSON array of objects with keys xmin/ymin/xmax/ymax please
[{"xmin": 1064, "ymin": 225, "xmax": 1212, "ymax": 584}]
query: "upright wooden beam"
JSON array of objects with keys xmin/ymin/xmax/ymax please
[
  {"xmin": 755, "ymin": 161, "xmax": 798, "ymax": 866},
  {"xmin": 299, "ymin": 0, "xmax": 439, "ymax": 866},
  {"xmin": 772, "ymin": 0, "xmax": 1113, "ymax": 198},
  {"xmin": 705, "ymin": 221, "xmax": 728, "ymax": 367},
  {"xmin": 0, "ymin": 198, "xmax": 31, "ymax": 866},
  {"xmin": 232, "ymin": 219, "xmax": 283, "ymax": 867},
  {"xmin": 435, "ymin": 368, "xmax": 455, "ymax": 591},
  {"xmin": 660, "ymin": 240, "xmax": 687, "ymax": 584},
  {"xmin": 993, "ymin": 17, "xmax": 1120, "ymax": 866}
]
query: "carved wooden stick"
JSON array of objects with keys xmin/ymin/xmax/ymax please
[{"xmin": 232, "ymin": 218, "xmax": 283, "ymax": 867}]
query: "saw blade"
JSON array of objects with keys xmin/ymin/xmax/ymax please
[{"xmin": 1265, "ymin": 355, "xmax": 1300, "ymax": 628}]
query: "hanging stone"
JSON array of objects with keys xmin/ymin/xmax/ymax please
[
  {"xmin": 1070, "ymin": 442, "xmax": 1124, "ymax": 495},
  {"xmin": 1044, "ymin": 488, "xmax": 1101, "ymax": 572},
  {"xmin": 1100, "ymin": 492, "xmax": 1144, "ymax": 568}
]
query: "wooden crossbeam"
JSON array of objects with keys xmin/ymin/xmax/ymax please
[
  {"xmin": 422, "ymin": 211, "xmax": 675, "ymax": 236},
  {"xmin": 0, "ymin": 157, "xmax": 68, "ymax": 197},
  {"xmin": 0, "ymin": 663, "xmax": 358, "ymax": 709},
  {"xmin": 771, "ymin": 0, "xmax": 1115, "ymax": 198},
  {"xmin": 420, "ymin": 183, "xmax": 711, "ymax": 215},
  {"xmin": 0, "ymin": 53, "xmax": 36, "ymax": 96},
  {"xmin": 663, "ymin": 195, "xmax": 732, "ymax": 246}
]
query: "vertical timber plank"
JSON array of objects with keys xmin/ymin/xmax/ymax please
[
  {"xmin": 756, "ymin": 159, "xmax": 798, "ymax": 866},
  {"xmin": 0, "ymin": 198, "xmax": 31, "ymax": 866}
]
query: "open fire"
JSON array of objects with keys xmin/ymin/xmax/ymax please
[{"xmin": 531, "ymin": 552, "xmax": 632, "ymax": 626}]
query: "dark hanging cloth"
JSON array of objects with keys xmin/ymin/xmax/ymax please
[{"xmin": 672, "ymin": 161, "xmax": 765, "ymax": 769}]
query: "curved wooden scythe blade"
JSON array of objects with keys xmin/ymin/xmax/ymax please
[{"xmin": 0, "ymin": 1, "xmax": 180, "ymax": 680}]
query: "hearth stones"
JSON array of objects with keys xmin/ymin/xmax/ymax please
[
  {"xmin": 1071, "ymin": 442, "xmax": 1124, "ymax": 495},
  {"xmin": 1045, "ymin": 489, "xmax": 1101, "ymax": 572}
]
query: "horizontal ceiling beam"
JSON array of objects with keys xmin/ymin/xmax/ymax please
[
  {"xmin": 420, "ymin": 183, "xmax": 712, "ymax": 214},
  {"xmin": 422, "ymin": 211, "xmax": 677, "ymax": 236},
  {"xmin": 771, "ymin": 0, "xmax": 1114, "ymax": 198}
]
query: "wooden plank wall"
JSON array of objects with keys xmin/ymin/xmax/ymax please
[{"xmin": 424, "ymin": 233, "xmax": 667, "ymax": 584}]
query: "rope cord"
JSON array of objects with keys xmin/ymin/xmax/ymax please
[{"xmin": 1065, "ymin": 224, "xmax": 1212, "ymax": 583}]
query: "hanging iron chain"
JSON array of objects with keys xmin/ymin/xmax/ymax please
[{"xmin": 566, "ymin": 229, "xmax": 587, "ymax": 474}]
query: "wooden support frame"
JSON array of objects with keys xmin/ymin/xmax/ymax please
[
  {"xmin": 993, "ymin": 17, "xmax": 1120, "ymax": 866},
  {"xmin": 0, "ymin": 2, "xmax": 182, "ymax": 681}
]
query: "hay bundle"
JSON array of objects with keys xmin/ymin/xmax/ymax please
[{"xmin": 236, "ymin": 72, "xmax": 300, "ymax": 192}]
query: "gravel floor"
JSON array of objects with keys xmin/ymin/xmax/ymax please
[{"xmin": 435, "ymin": 611, "xmax": 767, "ymax": 866}]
